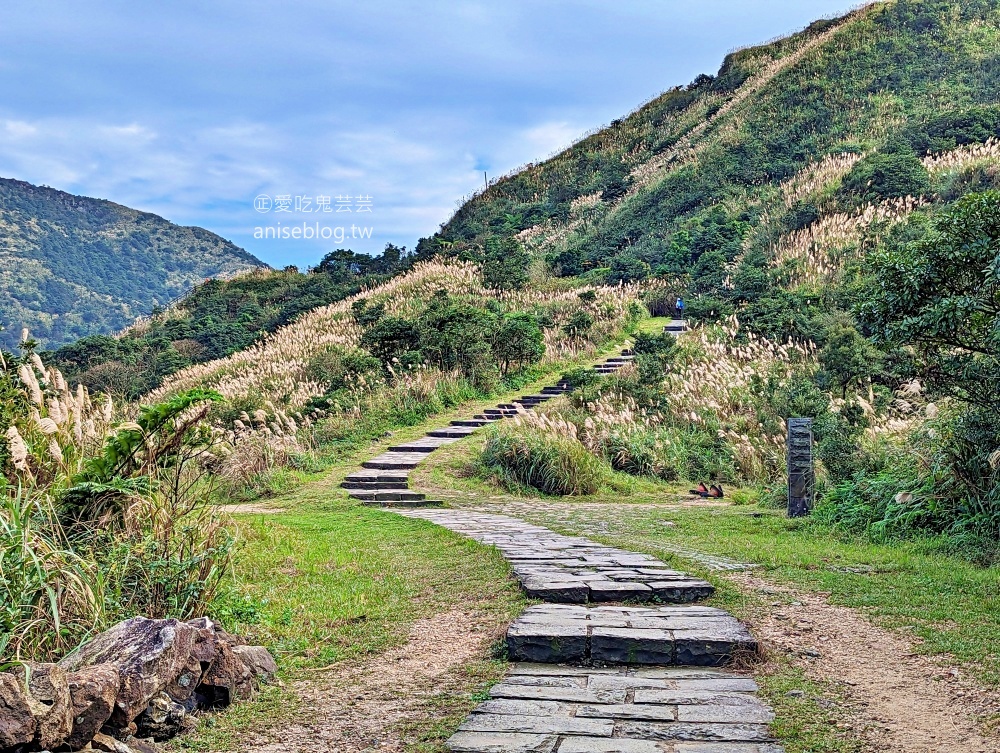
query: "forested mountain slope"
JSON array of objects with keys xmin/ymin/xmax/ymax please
[
  {"xmin": 415, "ymin": 0, "xmax": 1000, "ymax": 550},
  {"xmin": 0, "ymin": 177, "xmax": 265, "ymax": 349},
  {"xmin": 427, "ymin": 0, "xmax": 1000, "ymax": 305}
]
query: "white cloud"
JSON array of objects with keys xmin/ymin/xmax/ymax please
[
  {"xmin": 520, "ymin": 121, "xmax": 584, "ymax": 160},
  {"xmin": 4, "ymin": 120, "xmax": 38, "ymax": 139}
]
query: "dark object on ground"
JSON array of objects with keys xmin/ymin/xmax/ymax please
[
  {"xmin": 688, "ymin": 482, "xmax": 709, "ymax": 496},
  {"xmin": 0, "ymin": 617, "xmax": 277, "ymax": 752},
  {"xmin": 709, "ymin": 484, "xmax": 725, "ymax": 498}
]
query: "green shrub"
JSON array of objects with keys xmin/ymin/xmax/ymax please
[
  {"xmin": 479, "ymin": 423, "xmax": 610, "ymax": 496},
  {"xmin": 839, "ymin": 140, "xmax": 930, "ymax": 203}
]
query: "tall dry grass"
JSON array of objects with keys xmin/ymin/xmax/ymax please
[
  {"xmin": 922, "ymin": 137, "xmax": 1000, "ymax": 174},
  {"xmin": 149, "ymin": 260, "xmax": 644, "ymax": 424},
  {"xmin": 1, "ymin": 346, "xmax": 235, "ymax": 661},
  {"xmin": 780, "ymin": 152, "xmax": 863, "ymax": 207},
  {"xmin": 772, "ymin": 195, "xmax": 925, "ymax": 286}
]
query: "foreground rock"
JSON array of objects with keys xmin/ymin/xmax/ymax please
[{"xmin": 0, "ymin": 616, "xmax": 276, "ymax": 752}]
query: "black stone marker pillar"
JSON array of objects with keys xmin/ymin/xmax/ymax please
[{"xmin": 787, "ymin": 417, "xmax": 814, "ymax": 518}]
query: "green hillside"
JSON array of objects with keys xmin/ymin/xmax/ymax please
[
  {"xmin": 46, "ymin": 246, "xmax": 411, "ymax": 399},
  {"xmin": 0, "ymin": 177, "xmax": 265, "ymax": 349},
  {"xmin": 428, "ymin": 0, "xmax": 1000, "ymax": 293},
  {"xmin": 414, "ymin": 0, "xmax": 1000, "ymax": 548}
]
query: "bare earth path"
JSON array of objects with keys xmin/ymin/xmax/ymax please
[
  {"xmin": 235, "ymin": 609, "xmax": 501, "ymax": 753},
  {"xmin": 729, "ymin": 573, "xmax": 1000, "ymax": 753}
]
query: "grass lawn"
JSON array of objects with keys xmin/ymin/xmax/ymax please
[
  {"xmin": 414, "ymin": 436, "xmax": 1000, "ymax": 752},
  {"xmin": 416, "ymin": 437, "xmax": 1000, "ymax": 685},
  {"xmin": 180, "ymin": 481, "xmax": 525, "ymax": 750}
]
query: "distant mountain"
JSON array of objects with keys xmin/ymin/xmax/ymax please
[{"xmin": 0, "ymin": 178, "xmax": 266, "ymax": 349}]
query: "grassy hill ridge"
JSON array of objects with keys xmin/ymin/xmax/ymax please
[
  {"xmin": 0, "ymin": 176, "xmax": 266, "ymax": 349},
  {"xmin": 428, "ymin": 0, "xmax": 1000, "ymax": 285}
]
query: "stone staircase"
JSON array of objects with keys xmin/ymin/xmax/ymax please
[
  {"xmin": 340, "ymin": 348, "xmax": 637, "ymax": 506},
  {"xmin": 343, "ymin": 324, "xmax": 783, "ymax": 751},
  {"xmin": 664, "ymin": 317, "xmax": 689, "ymax": 335}
]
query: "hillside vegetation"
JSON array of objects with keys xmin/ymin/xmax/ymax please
[
  {"xmin": 417, "ymin": 0, "xmax": 1000, "ymax": 559},
  {"xmin": 0, "ymin": 257, "xmax": 645, "ymax": 661},
  {"xmin": 0, "ymin": 177, "xmax": 265, "ymax": 349},
  {"xmin": 46, "ymin": 246, "xmax": 410, "ymax": 399}
]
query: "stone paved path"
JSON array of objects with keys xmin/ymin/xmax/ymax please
[
  {"xmin": 340, "ymin": 349, "xmax": 635, "ymax": 504},
  {"xmin": 344, "ymin": 328, "xmax": 784, "ymax": 751},
  {"xmin": 449, "ymin": 664, "xmax": 781, "ymax": 753},
  {"xmin": 506, "ymin": 604, "xmax": 757, "ymax": 666},
  {"xmin": 447, "ymin": 501, "xmax": 756, "ymax": 572},
  {"xmin": 397, "ymin": 510, "xmax": 714, "ymax": 604}
]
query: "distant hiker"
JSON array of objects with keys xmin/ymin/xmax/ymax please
[{"xmin": 675, "ymin": 297, "xmax": 685, "ymax": 319}]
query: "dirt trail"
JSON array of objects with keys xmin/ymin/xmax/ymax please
[
  {"xmin": 731, "ymin": 572, "xmax": 1000, "ymax": 753},
  {"xmin": 234, "ymin": 609, "xmax": 497, "ymax": 753}
]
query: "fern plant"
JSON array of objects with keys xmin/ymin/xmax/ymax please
[{"xmin": 63, "ymin": 388, "xmax": 222, "ymax": 520}]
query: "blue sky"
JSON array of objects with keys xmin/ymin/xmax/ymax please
[{"xmin": 0, "ymin": 1, "xmax": 859, "ymax": 268}]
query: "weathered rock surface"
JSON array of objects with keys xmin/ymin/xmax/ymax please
[
  {"xmin": 16, "ymin": 663, "xmax": 73, "ymax": 749},
  {"xmin": 0, "ymin": 674, "xmax": 35, "ymax": 748},
  {"xmin": 65, "ymin": 663, "xmax": 119, "ymax": 749},
  {"xmin": 1, "ymin": 616, "xmax": 276, "ymax": 752}
]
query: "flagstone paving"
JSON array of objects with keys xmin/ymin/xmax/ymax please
[
  {"xmin": 397, "ymin": 509, "xmax": 714, "ymax": 604},
  {"xmin": 450, "ymin": 665, "xmax": 781, "ymax": 753},
  {"xmin": 343, "ymin": 332, "xmax": 783, "ymax": 751},
  {"xmin": 506, "ymin": 604, "xmax": 757, "ymax": 666}
]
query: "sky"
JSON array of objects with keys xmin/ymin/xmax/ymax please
[{"xmin": 0, "ymin": 1, "xmax": 861, "ymax": 268}]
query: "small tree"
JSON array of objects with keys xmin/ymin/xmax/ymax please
[
  {"xmin": 563, "ymin": 310, "xmax": 594, "ymax": 340},
  {"xmin": 482, "ymin": 237, "xmax": 530, "ymax": 291},
  {"xmin": 606, "ymin": 253, "xmax": 650, "ymax": 284},
  {"xmin": 818, "ymin": 315, "xmax": 880, "ymax": 398},
  {"xmin": 360, "ymin": 316, "xmax": 420, "ymax": 365},
  {"xmin": 840, "ymin": 140, "xmax": 930, "ymax": 203},
  {"xmin": 859, "ymin": 191, "xmax": 1000, "ymax": 415},
  {"xmin": 492, "ymin": 314, "xmax": 545, "ymax": 375}
]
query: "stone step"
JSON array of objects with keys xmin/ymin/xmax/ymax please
[
  {"xmin": 452, "ymin": 419, "xmax": 494, "ymax": 427},
  {"xmin": 621, "ymin": 348, "xmax": 634, "ymax": 356},
  {"xmin": 475, "ymin": 414, "xmax": 510, "ymax": 421},
  {"xmin": 349, "ymin": 490, "xmax": 427, "ymax": 502},
  {"xmin": 360, "ymin": 498, "xmax": 444, "ymax": 509},
  {"xmin": 540, "ymin": 387, "xmax": 570, "ymax": 395},
  {"xmin": 362, "ymin": 452, "xmax": 428, "ymax": 470},
  {"xmin": 447, "ymin": 664, "xmax": 780, "ymax": 753},
  {"xmin": 664, "ymin": 319, "xmax": 689, "ymax": 333},
  {"xmin": 341, "ymin": 480, "xmax": 409, "ymax": 490},
  {"xmin": 344, "ymin": 471, "xmax": 409, "ymax": 484},
  {"xmin": 506, "ymin": 605, "xmax": 758, "ymax": 667},
  {"xmin": 388, "ymin": 437, "xmax": 456, "ymax": 453},
  {"xmin": 484, "ymin": 408, "xmax": 518, "ymax": 415},
  {"xmin": 428, "ymin": 427, "xmax": 479, "ymax": 439},
  {"xmin": 605, "ymin": 356, "xmax": 635, "ymax": 363},
  {"xmin": 496, "ymin": 403, "xmax": 520, "ymax": 410}
]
